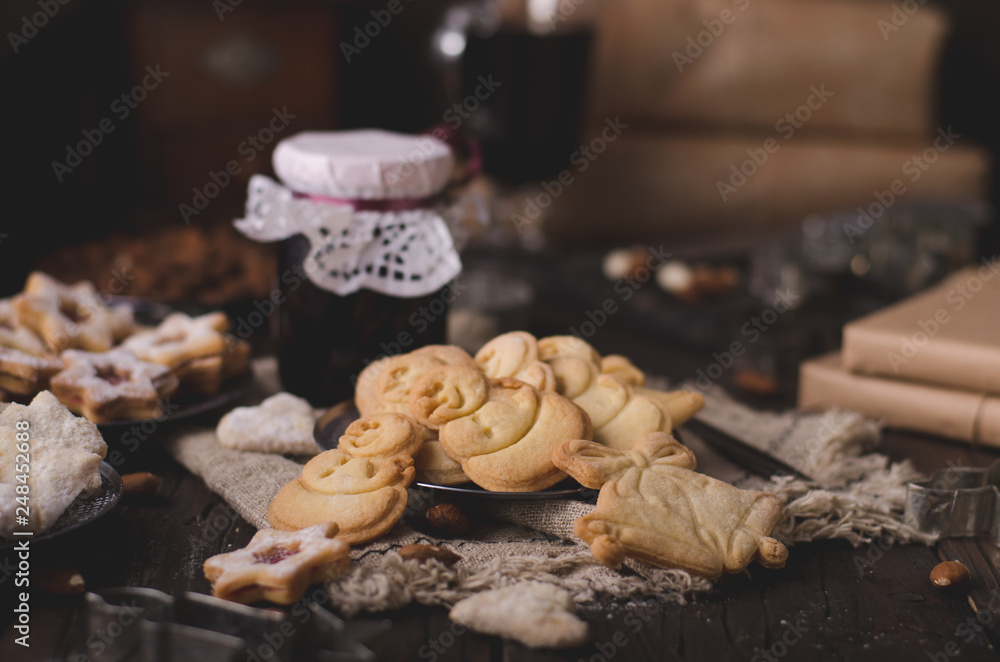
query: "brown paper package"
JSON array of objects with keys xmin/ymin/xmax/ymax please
[
  {"xmin": 587, "ymin": 0, "xmax": 947, "ymax": 137},
  {"xmin": 843, "ymin": 264, "xmax": 1000, "ymax": 393},
  {"xmin": 799, "ymin": 353, "xmax": 1000, "ymax": 448},
  {"xmin": 545, "ymin": 134, "xmax": 989, "ymax": 242}
]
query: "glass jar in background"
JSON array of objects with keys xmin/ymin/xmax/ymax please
[{"xmin": 235, "ymin": 129, "xmax": 485, "ymax": 405}]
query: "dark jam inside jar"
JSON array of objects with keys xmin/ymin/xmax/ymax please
[{"xmin": 275, "ymin": 235, "xmax": 448, "ymax": 406}]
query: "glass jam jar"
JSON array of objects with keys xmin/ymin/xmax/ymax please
[{"xmin": 235, "ymin": 129, "xmax": 477, "ymax": 405}]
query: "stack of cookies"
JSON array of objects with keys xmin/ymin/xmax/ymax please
[
  {"xmin": 244, "ymin": 332, "xmax": 787, "ymax": 600},
  {"xmin": 0, "ymin": 272, "xmax": 250, "ymax": 423},
  {"xmin": 351, "ymin": 331, "xmax": 706, "ymax": 492},
  {"xmin": 123, "ymin": 312, "xmax": 250, "ymax": 397}
]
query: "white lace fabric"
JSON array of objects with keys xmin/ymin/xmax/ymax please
[{"xmin": 234, "ymin": 175, "xmax": 474, "ymax": 297}]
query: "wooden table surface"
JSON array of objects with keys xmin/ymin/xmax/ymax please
[{"xmin": 3, "ymin": 247, "xmax": 1000, "ymax": 662}]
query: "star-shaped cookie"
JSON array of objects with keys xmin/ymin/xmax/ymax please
[
  {"xmin": 203, "ymin": 521, "xmax": 351, "ymax": 604},
  {"xmin": 51, "ymin": 348, "xmax": 179, "ymax": 422}
]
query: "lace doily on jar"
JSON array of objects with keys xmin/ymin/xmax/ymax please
[{"xmin": 234, "ymin": 175, "xmax": 474, "ymax": 297}]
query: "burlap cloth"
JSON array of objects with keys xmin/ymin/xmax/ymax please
[{"xmin": 161, "ymin": 359, "xmax": 932, "ymax": 615}]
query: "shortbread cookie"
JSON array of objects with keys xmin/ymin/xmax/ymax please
[
  {"xmin": 0, "ymin": 299, "xmax": 48, "ymax": 356},
  {"xmin": 474, "ymin": 331, "xmax": 556, "ymax": 391},
  {"xmin": 124, "ymin": 312, "xmax": 229, "ymax": 366},
  {"xmin": 481, "ymin": 332, "xmax": 704, "ymax": 451},
  {"xmin": 0, "ymin": 391, "xmax": 108, "ymax": 536},
  {"xmin": 355, "ymin": 345, "xmax": 478, "ymax": 419},
  {"xmin": 268, "ymin": 413, "xmax": 423, "ymax": 543},
  {"xmin": 541, "ymin": 336, "xmax": 705, "ymax": 427},
  {"xmin": 203, "ymin": 522, "xmax": 351, "ymax": 604},
  {"xmin": 409, "ymin": 365, "xmax": 592, "ymax": 492},
  {"xmin": 449, "ymin": 582, "xmax": 589, "ymax": 648},
  {"xmin": 414, "ymin": 439, "xmax": 469, "ymax": 485},
  {"xmin": 217, "ymin": 393, "xmax": 318, "ymax": 455},
  {"xmin": 552, "ymin": 432, "xmax": 788, "ymax": 579},
  {"xmin": 634, "ymin": 388, "xmax": 706, "ymax": 430},
  {"xmin": 123, "ymin": 312, "xmax": 232, "ymax": 395},
  {"xmin": 599, "ymin": 354, "xmax": 644, "ymax": 386},
  {"xmin": 50, "ymin": 349, "xmax": 179, "ymax": 423},
  {"xmin": 14, "ymin": 272, "xmax": 134, "ymax": 352},
  {"xmin": 0, "ymin": 347, "xmax": 64, "ymax": 396}
]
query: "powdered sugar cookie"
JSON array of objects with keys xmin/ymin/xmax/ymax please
[
  {"xmin": 0, "ymin": 347, "xmax": 64, "ymax": 396},
  {"xmin": 14, "ymin": 272, "xmax": 134, "ymax": 352},
  {"xmin": 217, "ymin": 392, "xmax": 319, "ymax": 455},
  {"xmin": 0, "ymin": 391, "xmax": 107, "ymax": 536},
  {"xmin": 449, "ymin": 582, "xmax": 589, "ymax": 648},
  {"xmin": 50, "ymin": 348, "xmax": 179, "ymax": 423},
  {"xmin": 123, "ymin": 312, "xmax": 239, "ymax": 395},
  {"xmin": 123, "ymin": 312, "xmax": 229, "ymax": 367},
  {"xmin": 203, "ymin": 521, "xmax": 350, "ymax": 604},
  {"xmin": 0, "ymin": 298, "xmax": 47, "ymax": 357}
]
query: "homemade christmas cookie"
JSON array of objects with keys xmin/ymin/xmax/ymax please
[
  {"xmin": 217, "ymin": 392, "xmax": 319, "ymax": 455},
  {"xmin": 449, "ymin": 582, "xmax": 588, "ymax": 649},
  {"xmin": 50, "ymin": 349, "xmax": 179, "ymax": 423},
  {"xmin": 480, "ymin": 332, "xmax": 704, "ymax": 450},
  {"xmin": 0, "ymin": 299, "xmax": 48, "ymax": 356},
  {"xmin": 0, "ymin": 347, "xmax": 64, "ymax": 396},
  {"xmin": 552, "ymin": 432, "xmax": 788, "ymax": 579},
  {"xmin": 409, "ymin": 365, "xmax": 592, "ymax": 492},
  {"xmin": 123, "ymin": 312, "xmax": 245, "ymax": 395},
  {"xmin": 268, "ymin": 412, "xmax": 423, "ymax": 542},
  {"xmin": 13, "ymin": 272, "xmax": 134, "ymax": 352},
  {"xmin": 540, "ymin": 335, "xmax": 705, "ymax": 426},
  {"xmin": 474, "ymin": 331, "xmax": 556, "ymax": 391},
  {"xmin": 0, "ymin": 391, "xmax": 107, "ymax": 536},
  {"xmin": 203, "ymin": 522, "xmax": 351, "ymax": 604},
  {"xmin": 413, "ymin": 439, "xmax": 468, "ymax": 485},
  {"xmin": 599, "ymin": 354, "xmax": 645, "ymax": 386},
  {"xmin": 355, "ymin": 345, "xmax": 478, "ymax": 420}
]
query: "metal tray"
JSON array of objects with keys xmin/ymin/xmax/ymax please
[
  {"xmin": 314, "ymin": 401, "xmax": 588, "ymax": 500},
  {"xmin": 0, "ymin": 461, "xmax": 123, "ymax": 550}
]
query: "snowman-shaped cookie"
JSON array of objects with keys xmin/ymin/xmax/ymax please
[{"xmin": 267, "ymin": 412, "xmax": 423, "ymax": 543}]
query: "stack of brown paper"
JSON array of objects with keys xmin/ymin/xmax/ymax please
[{"xmin": 799, "ymin": 261, "xmax": 1000, "ymax": 446}]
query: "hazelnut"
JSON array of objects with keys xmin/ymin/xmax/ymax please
[
  {"xmin": 426, "ymin": 503, "xmax": 472, "ymax": 538},
  {"xmin": 930, "ymin": 561, "xmax": 970, "ymax": 588},
  {"xmin": 122, "ymin": 472, "xmax": 162, "ymax": 496}
]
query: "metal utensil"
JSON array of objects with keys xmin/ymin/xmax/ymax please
[{"xmin": 680, "ymin": 417, "xmax": 813, "ymax": 482}]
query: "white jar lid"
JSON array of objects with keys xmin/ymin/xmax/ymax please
[{"xmin": 272, "ymin": 129, "xmax": 455, "ymax": 200}]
